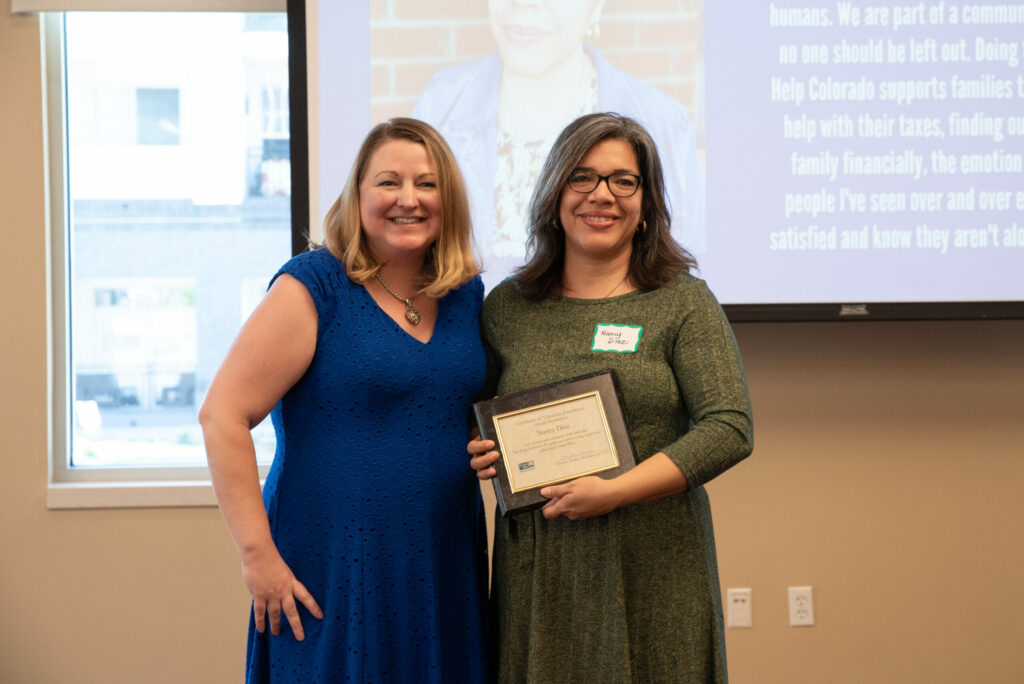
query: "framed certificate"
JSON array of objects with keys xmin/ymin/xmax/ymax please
[{"xmin": 473, "ymin": 369, "xmax": 638, "ymax": 517}]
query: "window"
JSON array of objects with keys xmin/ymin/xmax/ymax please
[
  {"xmin": 136, "ymin": 88, "xmax": 180, "ymax": 145},
  {"xmin": 45, "ymin": 10, "xmax": 293, "ymax": 506}
]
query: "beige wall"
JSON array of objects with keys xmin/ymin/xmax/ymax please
[
  {"xmin": 3, "ymin": 11, "xmax": 1023, "ymax": 684},
  {"xmin": 716, "ymin": 320, "xmax": 1023, "ymax": 683}
]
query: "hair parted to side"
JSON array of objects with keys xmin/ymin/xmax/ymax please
[
  {"xmin": 321, "ymin": 117, "xmax": 479, "ymax": 298},
  {"xmin": 513, "ymin": 112, "xmax": 697, "ymax": 301}
]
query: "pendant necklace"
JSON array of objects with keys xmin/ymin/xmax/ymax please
[{"xmin": 375, "ymin": 272, "xmax": 421, "ymax": 325}]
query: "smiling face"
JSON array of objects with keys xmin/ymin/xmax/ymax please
[
  {"xmin": 558, "ymin": 137, "xmax": 643, "ymax": 263},
  {"xmin": 359, "ymin": 139, "xmax": 442, "ymax": 264},
  {"xmin": 489, "ymin": 0, "xmax": 602, "ymax": 77}
]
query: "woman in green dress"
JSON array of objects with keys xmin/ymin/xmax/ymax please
[{"xmin": 469, "ymin": 112, "xmax": 753, "ymax": 683}]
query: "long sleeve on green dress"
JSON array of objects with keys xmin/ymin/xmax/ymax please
[{"xmin": 658, "ymin": 279, "xmax": 753, "ymax": 489}]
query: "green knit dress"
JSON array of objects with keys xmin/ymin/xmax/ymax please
[{"xmin": 482, "ymin": 272, "xmax": 753, "ymax": 684}]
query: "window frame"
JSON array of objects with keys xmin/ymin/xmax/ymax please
[{"xmin": 42, "ymin": 6, "xmax": 301, "ymax": 509}]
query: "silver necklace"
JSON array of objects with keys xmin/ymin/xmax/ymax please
[
  {"xmin": 375, "ymin": 273, "xmax": 421, "ymax": 325},
  {"xmin": 603, "ymin": 274, "xmax": 628, "ymax": 298},
  {"xmin": 564, "ymin": 273, "xmax": 628, "ymax": 299}
]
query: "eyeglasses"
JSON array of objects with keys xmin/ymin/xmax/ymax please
[{"xmin": 567, "ymin": 170, "xmax": 642, "ymax": 197}]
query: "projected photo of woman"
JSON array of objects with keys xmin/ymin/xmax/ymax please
[{"xmin": 413, "ymin": 0, "xmax": 705, "ymax": 287}]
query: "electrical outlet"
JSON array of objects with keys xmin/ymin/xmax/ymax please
[
  {"xmin": 726, "ymin": 588, "xmax": 752, "ymax": 628},
  {"xmin": 788, "ymin": 586, "xmax": 814, "ymax": 626}
]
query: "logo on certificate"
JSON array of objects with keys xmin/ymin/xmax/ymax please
[
  {"xmin": 517, "ymin": 460, "xmax": 536, "ymax": 472},
  {"xmin": 591, "ymin": 323, "xmax": 643, "ymax": 353}
]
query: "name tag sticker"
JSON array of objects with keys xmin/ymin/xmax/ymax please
[{"xmin": 591, "ymin": 323, "xmax": 643, "ymax": 353}]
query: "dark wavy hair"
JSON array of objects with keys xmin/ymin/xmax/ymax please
[{"xmin": 512, "ymin": 112, "xmax": 696, "ymax": 301}]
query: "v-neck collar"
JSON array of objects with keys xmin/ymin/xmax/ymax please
[{"xmin": 360, "ymin": 283, "xmax": 439, "ymax": 346}]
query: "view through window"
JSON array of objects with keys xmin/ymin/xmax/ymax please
[{"xmin": 64, "ymin": 12, "xmax": 290, "ymax": 469}]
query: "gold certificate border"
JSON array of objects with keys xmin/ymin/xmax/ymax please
[{"xmin": 491, "ymin": 390, "xmax": 621, "ymax": 494}]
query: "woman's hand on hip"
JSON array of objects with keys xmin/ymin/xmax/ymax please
[
  {"xmin": 242, "ymin": 547, "xmax": 323, "ymax": 641},
  {"xmin": 540, "ymin": 476, "xmax": 624, "ymax": 521},
  {"xmin": 468, "ymin": 437, "xmax": 500, "ymax": 481}
]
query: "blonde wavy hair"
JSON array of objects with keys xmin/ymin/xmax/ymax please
[{"xmin": 322, "ymin": 118, "xmax": 479, "ymax": 298}]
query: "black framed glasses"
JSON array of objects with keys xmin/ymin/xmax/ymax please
[{"xmin": 567, "ymin": 170, "xmax": 642, "ymax": 197}]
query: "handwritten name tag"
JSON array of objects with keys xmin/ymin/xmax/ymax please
[{"xmin": 591, "ymin": 323, "xmax": 643, "ymax": 353}]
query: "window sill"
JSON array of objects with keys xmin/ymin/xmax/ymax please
[{"xmin": 47, "ymin": 480, "xmax": 219, "ymax": 509}]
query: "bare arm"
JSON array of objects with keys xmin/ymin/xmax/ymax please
[{"xmin": 199, "ymin": 274, "xmax": 323, "ymax": 639}]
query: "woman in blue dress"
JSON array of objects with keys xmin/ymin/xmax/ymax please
[{"xmin": 200, "ymin": 118, "xmax": 490, "ymax": 683}]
